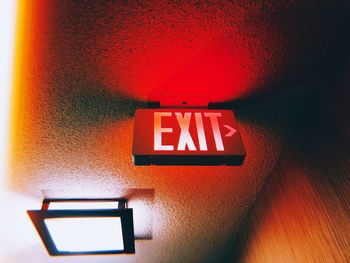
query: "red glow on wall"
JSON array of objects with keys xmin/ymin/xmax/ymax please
[
  {"xmin": 94, "ymin": 5, "xmax": 270, "ymax": 103},
  {"xmin": 98, "ymin": 33, "xmax": 264, "ymax": 103},
  {"xmin": 30, "ymin": 1, "xmax": 334, "ymax": 105},
  {"xmin": 58, "ymin": 1, "xmax": 297, "ymax": 104}
]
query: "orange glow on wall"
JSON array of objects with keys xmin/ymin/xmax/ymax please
[{"xmin": 10, "ymin": 1, "xmax": 55, "ymax": 173}]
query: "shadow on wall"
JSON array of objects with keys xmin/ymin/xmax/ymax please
[{"xmin": 230, "ymin": 42, "xmax": 350, "ymax": 262}]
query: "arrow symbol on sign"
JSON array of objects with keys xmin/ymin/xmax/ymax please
[{"xmin": 223, "ymin": 125, "xmax": 237, "ymax": 137}]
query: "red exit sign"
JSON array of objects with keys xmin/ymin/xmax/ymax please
[{"xmin": 132, "ymin": 109, "xmax": 245, "ymax": 165}]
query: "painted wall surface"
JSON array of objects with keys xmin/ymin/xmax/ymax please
[{"xmin": 2, "ymin": 1, "xmax": 349, "ymax": 262}]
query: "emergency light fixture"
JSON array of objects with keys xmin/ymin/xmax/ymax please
[
  {"xmin": 27, "ymin": 199, "xmax": 135, "ymax": 255},
  {"xmin": 132, "ymin": 96, "xmax": 246, "ymax": 165}
]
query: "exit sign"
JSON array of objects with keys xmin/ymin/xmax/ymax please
[{"xmin": 132, "ymin": 109, "xmax": 245, "ymax": 165}]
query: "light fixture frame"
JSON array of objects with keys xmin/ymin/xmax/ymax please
[{"xmin": 27, "ymin": 198, "xmax": 135, "ymax": 255}]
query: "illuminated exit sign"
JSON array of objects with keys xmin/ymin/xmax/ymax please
[{"xmin": 132, "ymin": 109, "xmax": 245, "ymax": 165}]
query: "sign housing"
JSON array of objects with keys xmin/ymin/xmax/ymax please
[{"xmin": 132, "ymin": 109, "xmax": 245, "ymax": 165}]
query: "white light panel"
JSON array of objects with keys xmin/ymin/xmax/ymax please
[
  {"xmin": 44, "ymin": 217, "xmax": 124, "ymax": 252},
  {"xmin": 48, "ymin": 201, "xmax": 120, "ymax": 210}
]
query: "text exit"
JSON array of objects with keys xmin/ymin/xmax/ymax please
[
  {"xmin": 154, "ymin": 112, "xmax": 236, "ymax": 152},
  {"xmin": 133, "ymin": 109, "xmax": 245, "ymax": 165}
]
